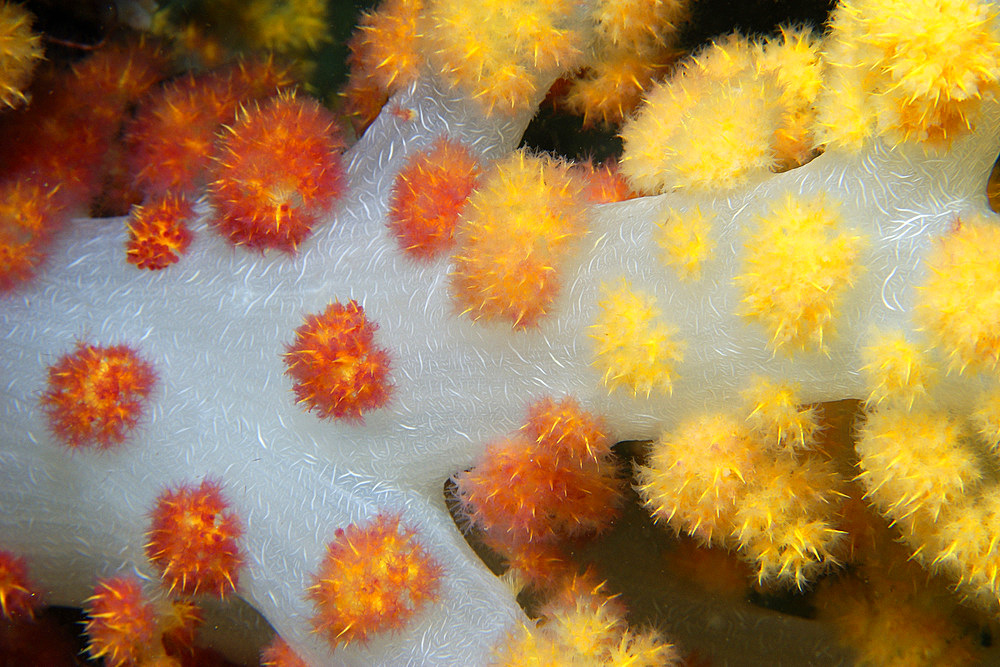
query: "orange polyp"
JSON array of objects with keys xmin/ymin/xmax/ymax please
[
  {"xmin": 83, "ymin": 575, "xmax": 157, "ymax": 665},
  {"xmin": 40, "ymin": 342, "xmax": 157, "ymax": 449},
  {"xmin": 0, "ymin": 550, "xmax": 41, "ymax": 620},
  {"xmin": 125, "ymin": 194, "xmax": 195, "ymax": 270},
  {"xmin": 145, "ymin": 478, "xmax": 244, "ymax": 598},
  {"xmin": 283, "ymin": 300, "xmax": 393, "ymax": 421},
  {"xmin": 308, "ymin": 514, "xmax": 441, "ymax": 648},
  {"xmin": 449, "ymin": 151, "xmax": 588, "ymax": 329},
  {"xmin": 387, "ymin": 137, "xmax": 481, "ymax": 260},
  {"xmin": 0, "ymin": 180, "xmax": 64, "ymax": 292},
  {"xmin": 209, "ymin": 92, "xmax": 346, "ymax": 253}
]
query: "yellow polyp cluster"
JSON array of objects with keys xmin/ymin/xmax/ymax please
[
  {"xmin": 929, "ymin": 489, "xmax": 1000, "ymax": 609},
  {"xmin": 560, "ymin": 0, "xmax": 689, "ymax": 127},
  {"xmin": 620, "ymin": 36, "xmax": 781, "ymax": 193},
  {"xmin": 734, "ymin": 456, "xmax": 846, "ymax": 589},
  {"xmin": 917, "ymin": 214, "xmax": 1000, "ymax": 373},
  {"xmin": 637, "ymin": 408, "xmax": 846, "ymax": 589},
  {"xmin": 423, "ymin": 0, "xmax": 585, "ymax": 116},
  {"xmin": 493, "ymin": 576, "xmax": 680, "ymax": 666},
  {"xmin": 754, "ymin": 25, "xmax": 824, "ymax": 170},
  {"xmin": 972, "ymin": 387, "xmax": 1000, "ymax": 451},
  {"xmin": 855, "ymin": 407, "xmax": 981, "ymax": 536},
  {"xmin": 589, "ymin": 280, "xmax": 684, "ymax": 397},
  {"xmin": 817, "ymin": 0, "xmax": 1000, "ymax": 148},
  {"xmin": 449, "ymin": 150, "xmax": 588, "ymax": 329},
  {"xmin": 589, "ymin": 0, "xmax": 687, "ymax": 47},
  {"xmin": 742, "ymin": 377, "xmax": 821, "ymax": 451},
  {"xmin": 620, "ymin": 29, "xmax": 825, "ymax": 193},
  {"xmin": 0, "ymin": 1, "xmax": 42, "ymax": 109},
  {"xmin": 243, "ymin": 0, "xmax": 330, "ymax": 53},
  {"xmin": 735, "ymin": 193, "xmax": 865, "ymax": 354},
  {"xmin": 655, "ymin": 205, "xmax": 715, "ymax": 281},
  {"xmin": 860, "ymin": 331, "xmax": 937, "ymax": 408}
]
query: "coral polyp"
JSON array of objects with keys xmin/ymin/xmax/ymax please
[
  {"xmin": 308, "ymin": 514, "xmax": 441, "ymax": 648},
  {"xmin": 145, "ymin": 478, "xmax": 244, "ymax": 598},
  {"xmin": 283, "ymin": 300, "xmax": 394, "ymax": 421},
  {"xmin": 39, "ymin": 342, "xmax": 157, "ymax": 449},
  {"xmin": 83, "ymin": 576, "xmax": 157, "ymax": 666},
  {"xmin": 0, "ymin": 549, "xmax": 40, "ymax": 619},
  {"xmin": 449, "ymin": 150, "xmax": 588, "ymax": 328},
  {"xmin": 210, "ymin": 92, "xmax": 346, "ymax": 252},
  {"xmin": 125, "ymin": 194, "xmax": 195, "ymax": 270},
  {"xmin": 387, "ymin": 137, "xmax": 481, "ymax": 260},
  {"xmin": 0, "ymin": 1, "xmax": 42, "ymax": 109}
]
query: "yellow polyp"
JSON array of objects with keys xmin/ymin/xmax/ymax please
[
  {"xmin": 589, "ymin": 280, "xmax": 684, "ymax": 397},
  {"xmin": 917, "ymin": 214, "xmax": 1000, "ymax": 374},
  {"xmin": 655, "ymin": 205, "xmax": 715, "ymax": 281},
  {"xmin": 860, "ymin": 331, "xmax": 937, "ymax": 409},
  {"xmin": 735, "ymin": 192, "xmax": 865, "ymax": 355}
]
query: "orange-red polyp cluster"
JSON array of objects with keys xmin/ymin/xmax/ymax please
[
  {"xmin": 454, "ymin": 396, "xmax": 623, "ymax": 545},
  {"xmin": 209, "ymin": 92, "xmax": 347, "ymax": 252},
  {"xmin": 0, "ymin": 550, "xmax": 41, "ymax": 619},
  {"xmin": 145, "ymin": 478, "xmax": 244, "ymax": 598},
  {"xmin": 0, "ymin": 180, "xmax": 63, "ymax": 291},
  {"xmin": 387, "ymin": 137, "xmax": 481, "ymax": 260},
  {"xmin": 125, "ymin": 194, "xmax": 195, "ymax": 270},
  {"xmin": 308, "ymin": 514, "xmax": 442, "ymax": 648},
  {"xmin": 283, "ymin": 300, "xmax": 393, "ymax": 421},
  {"xmin": 40, "ymin": 342, "xmax": 157, "ymax": 449},
  {"xmin": 124, "ymin": 61, "xmax": 292, "ymax": 199},
  {"xmin": 83, "ymin": 575, "xmax": 157, "ymax": 666}
]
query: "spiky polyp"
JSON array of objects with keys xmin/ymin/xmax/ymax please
[
  {"xmin": 422, "ymin": 0, "xmax": 585, "ymax": 117},
  {"xmin": 261, "ymin": 637, "xmax": 310, "ymax": 667},
  {"xmin": 917, "ymin": 215, "xmax": 1000, "ymax": 373},
  {"xmin": 125, "ymin": 194, "xmax": 195, "ymax": 270},
  {"xmin": 0, "ymin": 180, "xmax": 65, "ymax": 291},
  {"xmin": 558, "ymin": 0, "xmax": 687, "ymax": 127},
  {"xmin": 388, "ymin": 137, "xmax": 481, "ymax": 260},
  {"xmin": 0, "ymin": 550, "xmax": 40, "ymax": 619},
  {"xmin": 860, "ymin": 332, "xmax": 937, "ymax": 409},
  {"xmin": 145, "ymin": 478, "xmax": 244, "ymax": 598},
  {"xmin": 454, "ymin": 397, "xmax": 622, "ymax": 546},
  {"xmin": 735, "ymin": 193, "xmax": 865, "ymax": 354},
  {"xmin": 590, "ymin": 280, "xmax": 684, "ymax": 398},
  {"xmin": 209, "ymin": 92, "xmax": 346, "ymax": 253},
  {"xmin": 40, "ymin": 342, "xmax": 157, "ymax": 450},
  {"xmin": 637, "ymin": 411, "xmax": 846, "ymax": 588},
  {"xmin": 817, "ymin": 0, "xmax": 1000, "ymax": 148},
  {"xmin": 856, "ymin": 407, "xmax": 981, "ymax": 539},
  {"xmin": 125, "ymin": 61, "xmax": 292, "ymax": 199},
  {"xmin": 308, "ymin": 514, "xmax": 441, "ymax": 648},
  {"xmin": 450, "ymin": 151, "xmax": 588, "ymax": 329},
  {"xmin": 619, "ymin": 36, "xmax": 783, "ymax": 194},
  {"xmin": 494, "ymin": 574, "xmax": 680, "ymax": 666},
  {"xmin": 342, "ymin": 0, "xmax": 423, "ymax": 132},
  {"xmin": 83, "ymin": 576, "xmax": 157, "ymax": 666},
  {"xmin": 636, "ymin": 413, "xmax": 760, "ymax": 545},
  {"xmin": 283, "ymin": 300, "xmax": 394, "ymax": 421},
  {"xmin": 0, "ymin": 1, "xmax": 42, "ymax": 109}
]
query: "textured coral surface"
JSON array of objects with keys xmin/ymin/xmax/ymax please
[{"xmin": 3, "ymin": 3, "xmax": 1000, "ymax": 665}]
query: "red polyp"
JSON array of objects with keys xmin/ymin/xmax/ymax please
[
  {"xmin": 40, "ymin": 342, "xmax": 157, "ymax": 450},
  {"xmin": 283, "ymin": 300, "xmax": 394, "ymax": 421},
  {"xmin": 209, "ymin": 91, "xmax": 347, "ymax": 253}
]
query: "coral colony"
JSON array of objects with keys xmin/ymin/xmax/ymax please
[{"xmin": 4, "ymin": 0, "xmax": 1000, "ymax": 664}]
